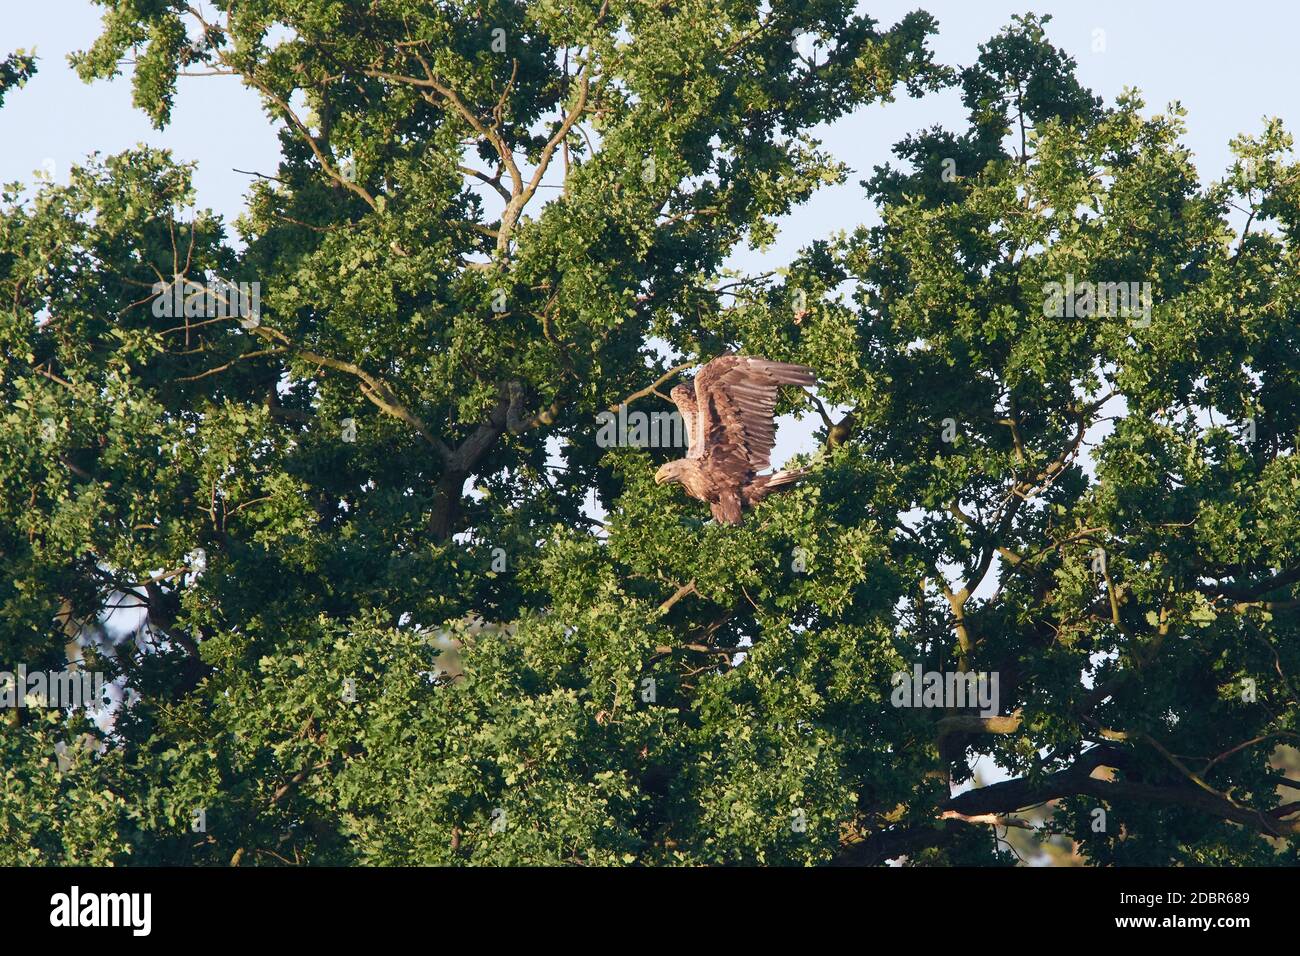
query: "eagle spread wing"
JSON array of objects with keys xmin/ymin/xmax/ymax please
[
  {"xmin": 693, "ymin": 355, "xmax": 816, "ymax": 476},
  {"xmin": 668, "ymin": 383, "xmax": 701, "ymax": 458}
]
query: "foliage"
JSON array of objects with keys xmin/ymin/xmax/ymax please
[{"xmin": 1, "ymin": 7, "xmax": 1297, "ymax": 865}]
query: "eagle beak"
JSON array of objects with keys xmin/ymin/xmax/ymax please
[{"xmin": 654, "ymin": 467, "xmax": 670, "ymax": 485}]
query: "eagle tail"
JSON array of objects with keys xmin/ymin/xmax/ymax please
[
  {"xmin": 745, "ymin": 467, "xmax": 808, "ymax": 507},
  {"xmin": 764, "ymin": 466, "xmax": 808, "ymax": 490}
]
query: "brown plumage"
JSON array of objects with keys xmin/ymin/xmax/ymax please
[{"xmin": 654, "ymin": 354, "xmax": 817, "ymax": 524}]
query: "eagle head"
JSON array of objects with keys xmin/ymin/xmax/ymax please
[{"xmin": 655, "ymin": 460, "xmax": 687, "ymax": 486}]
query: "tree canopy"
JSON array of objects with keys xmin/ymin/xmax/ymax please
[{"xmin": 1, "ymin": 4, "xmax": 1298, "ymax": 866}]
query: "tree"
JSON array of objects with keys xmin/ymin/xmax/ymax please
[{"xmin": 0, "ymin": 5, "xmax": 1295, "ymax": 866}]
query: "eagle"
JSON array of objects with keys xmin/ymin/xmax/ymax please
[{"xmin": 654, "ymin": 354, "xmax": 817, "ymax": 525}]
